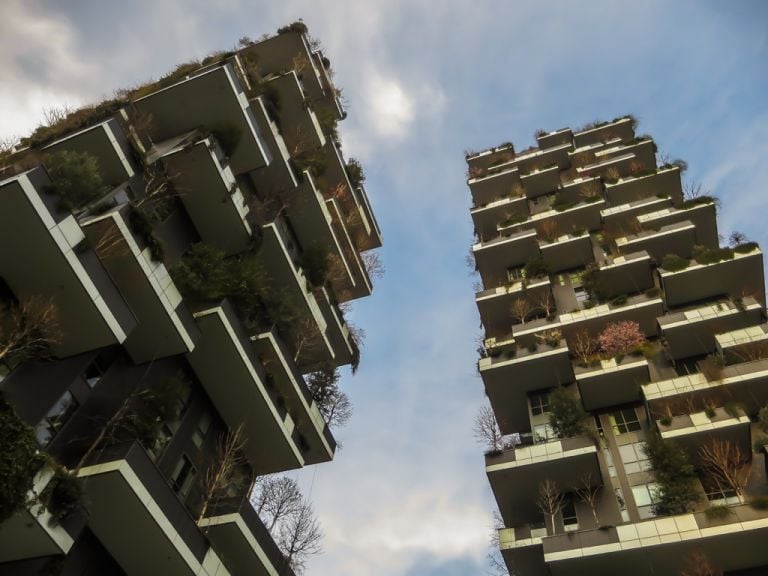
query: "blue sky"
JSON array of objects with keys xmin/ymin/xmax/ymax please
[{"xmin": 2, "ymin": 1, "xmax": 767, "ymax": 574}]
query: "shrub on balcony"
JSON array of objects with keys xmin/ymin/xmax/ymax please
[
  {"xmin": 277, "ymin": 20, "xmax": 309, "ymax": 35},
  {"xmin": 0, "ymin": 395, "xmax": 47, "ymax": 523},
  {"xmin": 209, "ymin": 123, "xmax": 243, "ymax": 158},
  {"xmin": 44, "ymin": 150, "xmax": 107, "ymax": 210},
  {"xmin": 661, "ymin": 253, "xmax": 690, "ymax": 272},
  {"xmin": 692, "ymin": 245, "xmax": 735, "ymax": 265},
  {"xmin": 644, "ymin": 286, "xmax": 661, "ymax": 298},
  {"xmin": 548, "ymin": 386, "xmax": 587, "ymax": 438},
  {"xmin": 699, "ymin": 354, "xmax": 725, "ymax": 381},
  {"xmin": 642, "ymin": 432, "xmax": 701, "ymax": 515},
  {"xmin": 523, "ymin": 257, "xmax": 549, "ymax": 279},
  {"xmin": 734, "ymin": 241, "xmax": 759, "ymax": 254},
  {"xmin": 598, "ymin": 320, "xmax": 645, "ymax": 358},
  {"xmin": 704, "ymin": 504, "xmax": 732, "ymax": 520},
  {"xmin": 40, "ymin": 468, "xmax": 83, "ymax": 525},
  {"xmin": 345, "ymin": 158, "xmax": 366, "ymax": 189}
]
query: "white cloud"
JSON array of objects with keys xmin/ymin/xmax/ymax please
[{"xmin": 365, "ymin": 75, "xmax": 415, "ymax": 139}]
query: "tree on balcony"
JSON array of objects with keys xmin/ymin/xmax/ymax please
[
  {"xmin": 598, "ymin": 320, "xmax": 645, "ymax": 359},
  {"xmin": 643, "ymin": 432, "xmax": 701, "ymax": 515},
  {"xmin": 536, "ymin": 479, "xmax": 565, "ymax": 535},
  {"xmin": 680, "ymin": 550, "xmax": 721, "ymax": 576},
  {"xmin": 509, "ymin": 297, "xmax": 534, "ymax": 326},
  {"xmin": 474, "ymin": 405, "xmax": 505, "ymax": 454},
  {"xmin": 0, "ymin": 295, "xmax": 61, "ymax": 365},
  {"xmin": 574, "ymin": 472, "xmax": 601, "ymax": 527},
  {"xmin": 198, "ymin": 424, "xmax": 247, "ymax": 522},
  {"xmin": 43, "ymin": 150, "xmax": 107, "ymax": 210},
  {"xmin": 698, "ymin": 438, "xmax": 751, "ymax": 500},
  {"xmin": 548, "ymin": 386, "xmax": 586, "ymax": 438},
  {"xmin": 568, "ymin": 328, "xmax": 598, "ymax": 366},
  {"xmin": 306, "ymin": 364, "xmax": 353, "ymax": 429}
]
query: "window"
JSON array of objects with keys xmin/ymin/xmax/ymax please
[
  {"xmin": 170, "ymin": 455, "xmax": 196, "ymax": 498},
  {"xmin": 533, "ymin": 423, "xmax": 555, "ymax": 443},
  {"xmin": 507, "ymin": 266, "xmax": 525, "ymax": 282},
  {"xmin": 618, "ymin": 442, "xmax": 651, "ymax": 474},
  {"xmin": 631, "ymin": 482, "xmax": 660, "ymax": 519},
  {"xmin": 35, "ymin": 391, "xmax": 79, "ymax": 446},
  {"xmin": 611, "ymin": 409, "xmax": 642, "ymax": 434},
  {"xmin": 82, "ymin": 349, "xmax": 117, "ymax": 388},
  {"xmin": 562, "ymin": 497, "xmax": 579, "ymax": 531},
  {"xmin": 192, "ymin": 411, "xmax": 211, "ymax": 448},
  {"xmin": 702, "ymin": 480, "xmax": 741, "ymax": 506},
  {"xmin": 530, "ymin": 392, "xmax": 551, "ymax": 416},
  {"xmin": 530, "ymin": 512, "xmax": 547, "ymax": 538}
]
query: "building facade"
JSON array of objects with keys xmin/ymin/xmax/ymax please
[
  {"xmin": 0, "ymin": 22, "xmax": 381, "ymax": 576},
  {"xmin": 466, "ymin": 117, "xmax": 768, "ymax": 575}
]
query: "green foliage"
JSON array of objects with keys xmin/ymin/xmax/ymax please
[
  {"xmin": 172, "ymin": 243, "xmax": 235, "ymax": 302},
  {"xmin": 734, "ymin": 241, "xmax": 759, "ymax": 254},
  {"xmin": 692, "ymin": 245, "xmax": 734, "ymax": 265},
  {"xmin": 23, "ymin": 99, "xmax": 126, "ymax": 149},
  {"xmin": 293, "ymin": 148, "xmax": 328, "ymax": 179},
  {"xmin": 305, "ymin": 364, "xmax": 353, "ymax": 428},
  {"xmin": 661, "ymin": 254, "xmax": 690, "ymax": 272},
  {"xmin": 548, "ymin": 387, "xmax": 586, "ymax": 438},
  {"xmin": 644, "ymin": 287, "xmax": 661, "ymax": 299},
  {"xmin": 118, "ymin": 373, "xmax": 188, "ymax": 450},
  {"xmin": 524, "ymin": 257, "xmax": 549, "ymax": 279},
  {"xmin": 44, "ymin": 150, "xmax": 107, "ymax": 209},
  {"xmin": 315, "ymin": 106, "xmax": 338, "ymax": 141},
  {"xmin": 610, "ymin": 294, "xmax": 628, "ymax": 306},
  {"xmin": 277, "ymin": 20, "xmax": 309, "ymax": 35},
  {"xmin": 581, "ymin": 264, "xmax": 606, "ymax": 302},
  {"xmin": 301, "ymin": 247, "xmax": 329, "ymax": 288},
  {"xmin": 680, "ymin": 195, "xmax": 716, "ymax": 210},
  {"xmin": 551, "ymin": 194, "xmax": 577, "ymax": 212},
  {"xmin": 345, "ymin": 158, "xmax": 366, "ymax": 189},
  {"xmin": 41, "ymin": 468, "xmax": 82, "ymax": 524},
  {"xmin": 128, "ymin": 208, "xmax": 164, "ymax": 262},
  {"xmin": 642, "ymin": 432, "xmax": 701, "ymax": 515},
  {"xmin": 0, "ymin": 395, "xmax": 46, "ymax": 523},
  {"xmin": 704, "ymin": 504, "xmax": 732, "ymax": 520}
]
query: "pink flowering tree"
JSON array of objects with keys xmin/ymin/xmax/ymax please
[{"xmin": 598, "ymin": 321, "xmax": 645, "ymax": 357}]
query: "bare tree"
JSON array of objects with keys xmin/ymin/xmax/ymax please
[
  {"xmin": 728, "ymin": 231, "xmax": 748, "ymax": 247},
  {"xmin": 474, "ymin": 405, "xmax": 505, "ymax": 452},
  {"xmin": 0, "ymin": 296, "xmax": 61, "ymax": 363},
  {"xmin": 534, "ymin": 290, "xmax": 556, "ymax": 320},
  {"xmin": 487, "ymin": 510, "xmax": 510, "ymax": 575},
  {"xmin": 198, "ymin": 425, "xmax": 247, "ymax": 521},
  {"xmin": 537, "ymin": 219, "xmax": 561, "ymax": 243},
  {"xmin": 731, "ymin": 341, "xmax": 768, "ymax": 363},
  {"xmin": 574, "ymin": 473, "xmax": 601, "ymax": 527},
  {"xmin": 536, "ymin": 479, "xmax": 565, "ymax": 535},
  {"xmin": 698, "ymin": 438, "xmax": 750, "ymax": 499},
  {"xmin": 135, "ymin": 162, "xmax": 183, "ymax": 217},
  {"xmin": 465, "ymin": 246, "xmax": 478, "ymax": 274},
  {"xmin": 91, "ymin": 222, "xmax": 131, "ymax": 260},
  {"xmin": 578, "ymin": 179, "xmax": 603, "ymax": 200},
  {"xmin": 361, "ymin": 250, "xmax": 385, "ymax": 280},
  {"xmin": 680, "ymin": 550, "xmax": 721, "ymax": 576},
  {"xmin": 277, "ymin": 499, "xmax": 322, "ymax": 575},
  {"xmin": 306, "ymin": 365, "xmax": 353, "ymax": 429},
  {"xmin": 42, "ymin": 105, "xmax": 75, "ymax": 127},
  {"xmin": 252, "ymin": 476, "xmax": 303, "ymax": 532},
  {"xmin": 568, "ymin": 329, "xmax": 598, "ymax": 366},
  {"xmin": 509, "ymin": 297, "xmax": 534, "ymax": 326}
]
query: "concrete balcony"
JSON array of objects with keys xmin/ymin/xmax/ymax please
[
  {"xmin": 249, "ymin": 96, "xmax": 299, "ymax": 193},
  {"xmin": 479, "ymin": 340, "xmax": 573, "ymax": 434},
  {"xmin": 541, "ymin": 504, "xmax": 768, "ymax": 576},
  {"xmin": 314, "ymin": 285, "xmax": 357, "ymax": 368},
  {"xmin": 133, "ymin": 62, "xmax": 270, "ymax": 174},
  {"xmin": 603, "ymin": 166, "xmax": 683, "ymax": 206},
  {"xmin": 42, "ymin": 118, "xmax": 135, "ymax": 188},
  {"xmin": 575, "ymin": 356, "xmax": 650, "ymax": 411},
  {"xmin": 473, "ymin": 229, "xmax": 540, "ymax": 289},
  {"xmin": 657, "ymin": 406, "xmax": 752, "ymax": 462},
  {"xmin": 251, "ymin": 329, "xmax": 336, "ymax": 465},
  {"xmin": 577, "ymin": 152, "xmax": 637, "ymax": 180},
  {"xmin": 0, "ymin": 467, "xmax": 84, "ymax": 563},
  {"xmin": 499, "ymin": 526, "xmax": 547, "ymax": 576},
  {"xmin": 468, "ymin": 165, "xmax": 521, "ymax": 207},
  {"xmin": 601, "ymin": 196, "xmax": 672, "ymax": 231},
  {"xmin": 539, "ymin": 232, "xmax": 594, "ymax": 273},
  {"xmin": 573, "ymin": 117, "xmax": 635, "ymax": 148},
  {"xmin": 520, "ymin": 164, "xmax": 561, "ymax": 198},
  {"xmin": 475, "ymin": 277, "xmax": 551, "ymax": 338},
  {"xmin": 324, "ymin": 197, "xmax": 372, "ymax": 302},
  {"xmin": 77, "ymin": 441, "xmax": 226, "ymax": 576},
  {"xmin": 487, "ymin": 436, "xmax": 600, "ymax": 526},
  {"xmin": 312, "ymin": 49, "xmax": 346, "ymax": 119},
  {"xmin": 557, "ymin": 293, "xmax": 664, "ymax": 341},
  {"xmin": 716, "ymin": 324, "xmax": 768, "ymax": 361},
  {"xmin": 187, "ymin": 301, "xmax": 305, "ymax": 474},
  {"xmin": 616, "ymin": 220, "xmax": 698, "ymax": 261},
  {"xmin": 537, "ymin": 127, "xmax": 573, "ymax": 150},
  {"xmin": 81, "ymin": 207, "xmax": 197, "ymax": 363},
  {"xmin": 265, "ymin": 71, "xmax": 326, "ymax": 153},
  {"xmin": 466, "ymin": 144, "xmax": 516, "ymax": 177},
  {"xmin": 256, "ymin": 221, "xmax": 335, "ymax": 368},
  {"xmin": 156, "ymin": 134, "xmax": 253, "ymax": 256},
  {"xmin": 0, "ymin": 168, "xmax": 135, "ymax": 358},
  {"xmin": 199, "ymin": 496, "xmax": 294, "ymax": 576},
  {"xmin": 500, "ymin": 198, "xmax": 605, "ymax": 238},
  {"xmin": 350, "ymin": 181, "xmax": 383, "ymax": 251},
  {"xmin": 471, "ymin": 194, "xmax": 528, "ymax": 240},
  {"xmin": 659, "ymin": 297, "xmax": 763, "ymax": 361},
  {"xmin": 637, "ymin": 200, "xmax": 718, "ymax": 249},
  {"xmin": 509, "ymin": 142, "xmax": 573, "ymax": 175},
  {"xmin": 660, "ymin": 246, "xmax": 765, "ymax": 308},
  {"xmin": 642, "ymin": 358, "xmax": 768, "ymax": 416},
  {"xmin": 594, "ymin": 251, "xmax": 655, "ymax": 299},
  {"xmin": 594, "ymin": 138, "xmax": 656, "ymax": 170}
]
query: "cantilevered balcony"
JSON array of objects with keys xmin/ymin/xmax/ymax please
[
  {"xmin": 593, "ymin": 251, "xmax": 655, "ymax": 299},
  {"xmin": 487, "ymin": 436, "xmax": 600, "ymax": 526},
  {"xmin": 593, "ymin": 138, "xmax": 656, "ymax": 170},
  {"xmin": 601, "ymin": 196, "xmax": 672, "ymax": 232},
  {"xmin": 603, "ymin": 166, "xmax": 683, "ymax": 206},
  {"xmin": 468, "ymin": 165, "xmax": 521, "ymax": 207},
  {"xmin": 249, "ymin": 95, "xmax": 299, "ymax": 193},
  {"xmin": 42, "ymin": 118, "xmax": 135, "ymax": 188},
  {"xmin": 537, "ymin": 127, "xmax": 573, "ymax": 149},
  {"xmin": 476, "ymin": 277, "xmax": 551, "ymax": 338},
  {"xmin": 156, "ymin": 134, "xmax": 253, "ymax": 255},
  {"xmin": 473, "ymin": 229, "xmax": 540, "ymax": 289},
  {"xmin": 576, "ymin": 356, "xmax": 650, "ymax": 411},
  {"xmin": 187, "ymin": 301, "xmax": 305, "ymax": 474},
  {"xmin": 471, "ymin": 194, "xmax": 528, "ymax": 239},
  {"xmin": 539, "ymin": 232, "xmax": 594, "ymax": 273},
  {"xmin": 312, "ymin": 49, "xmax": 346, "ymax": 119},
  {"xmin": 501, "ymin": 198, "xmax": 605, "ymax": 238},
  {"xmin": 656, "ymin": 407, "xmax": 752, "ymax": 462},
  {"xmin": 77, "ymin": 441, "xmax": 225, "ymax": 576},
  {"xmin": 256, "ymin": 221, "xmax": 335, "ymax": 368},
  {"xmin": 616, "ymin": 221, "xmax": 698, "ymax": 261},
  {"xmin": 636, "ymin": 200, "xmax": 718, "ymax": 249},
  {"xmin": 314, "ymin": 285, "xmax": 357, "ymax": 367},
  {"xmin": 577, "ymin": 152, "xmax": 638, "ymax": 180},
  {"xmin": 479, "ymin": 340, "xmax": 573, "ymax": 433},
  {"xmin": 716, "ymin": 324, "xmax": 768, "ymax": 361},
  {"xmin": 133, "ymin": 62, "xmax": 270, "ymax": 174},
  {"xmin": 540, "ymin": 507, "xmax": 768, "ymax": 576},
  {"xmin": 573, "ymin": 117, "xmax": 635, "ymax": 148},
  {"xmin": 81, "ymin": 207, "xmax": 197, "ymax": 363},
  {"xmin": 509, "ymin": 142, "xmax": 573, "ymax": 175},
  {"xmin": 252, "ymin": 329, "xmax": 335, "ymax": 465},
  {"xmin": 555, "ymin": 293, "xmax": 664, "ymax": 341},
  {"xmin": 520, "ymin": 164, "xmax": 561, "ymax": 198},
  {"xmin": 0, "ymin": 168, "xmax": 135, "ymax": 358},
  {"xmin": 660, "ymin": 246, "xmax": 765, "ymax": 308},
  {"xmin": 643, "ymin": 358, "xmax": 768, "ymax": 416},
  {"xmin": 659, "ymin": 297, "xmax": 763, "ymax": 360},
  {"xmin": 199, "ymin": 496, "xmax": 295, "ymax": 576},
  {"xmin": 351, "ymin": 182, "xmax": 383, "ymax": 251},
  {"xmin": 466, "ymin": 144, "xmax": 516, "ymax": 176},
  {"xmin": 325, "ymin": 197, "xmax": 373, "ymax": 301},
  {"xmin": 265, "ymin": 71, "xmax": 326, "ymax": 153},
  {"xmin": 0, "ymin": 467, "xmax": 83, "ymax": 563}
]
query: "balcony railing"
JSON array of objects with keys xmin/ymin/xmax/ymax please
[{"xmin": 603, "ymin": 165, "xmax": 683, "ymax": 206}]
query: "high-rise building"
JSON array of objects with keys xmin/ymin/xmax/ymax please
[
  {"xmin": 0, "ymin": 21, "xmax": 381, "ymax": 576},
  {"xmin": 466, "ymin": 117, "xmax": 768, "ymax": 575}
]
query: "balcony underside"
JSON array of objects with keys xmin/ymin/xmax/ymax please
[{"xmin": 576, "ymin": 358, "xmax": 650, "ymax": 411}]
